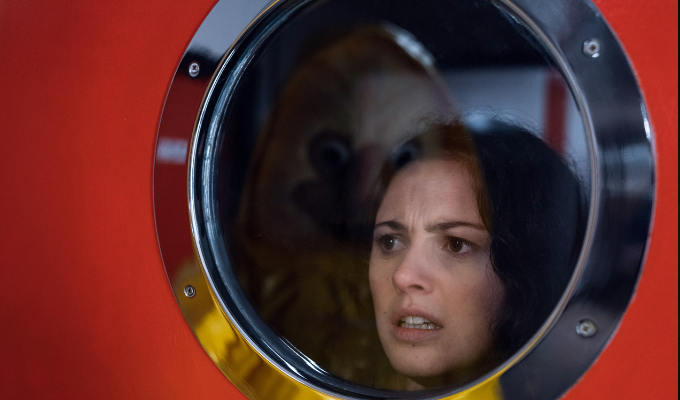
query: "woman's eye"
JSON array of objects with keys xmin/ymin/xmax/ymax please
[
  {"xmin": 446, "ymin": 237, "xmax": 472, "ymax": 254},
  {"xmin": 376, "ymin": 235, "xmax": 402, "ymax": 252}
]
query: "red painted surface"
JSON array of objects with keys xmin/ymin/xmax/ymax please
[
  {"xmin": 564, "ymin": 1, "xmax": 679, "ymax": 398},
  {"xmin": 0, "ymin": 1, "xmax": 676, "ymax": 399}
]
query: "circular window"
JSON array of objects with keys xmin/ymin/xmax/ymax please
[{"xmin": 154, "ymin": 1, "xmax": 654, "ymax": 399}]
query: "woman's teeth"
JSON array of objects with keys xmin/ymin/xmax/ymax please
[{"xmin": 399, "ymin": 316, "xmax": 439, "ymax": 330}]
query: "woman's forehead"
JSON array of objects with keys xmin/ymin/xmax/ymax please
[{"xmin": 377, "ymin": 159, "xmax": 482, "ymax": 223}]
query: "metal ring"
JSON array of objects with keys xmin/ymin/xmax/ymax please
[{"xmin": 154, "ymin": 0, "xmax": 654, "ymax": 398}]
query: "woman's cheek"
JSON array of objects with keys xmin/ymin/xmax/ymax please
[
  {"xmin": 369, "ymin": 258, "xmax": 395, "ymax": 309},
  {"xmin": 367, "ymin": 258, "xmax": 383, "ymax": 302},
  {"xmin": 474, "ymin": 264, "xmax": 506, "ymax": 329}
]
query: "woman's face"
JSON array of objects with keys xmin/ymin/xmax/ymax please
[{"xmin": 369, "ymin": 159, "xmax": 505, "ymax": 385}]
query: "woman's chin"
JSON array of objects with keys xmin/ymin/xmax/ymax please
[
  {"xmin": 387, "ymin": 351, "xmax": 496, "ymax": 389},
  {"xmin": 387, "ymin": 353, "xmax": 450, "ymax": 383},
  {"xmin": 402, "ymin": 369, "xmax": 478, "ymax": 390},
  {"xmin": 405, "ymin": 375, "xmax": 451, "ymax": 390}
]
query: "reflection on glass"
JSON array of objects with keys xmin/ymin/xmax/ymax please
[
  {"xmin": 216, "ymin": 0, "xmax": 588, "ymax": 393},
  {"xmin": 230, "ymin": 25, "xmax": 454, "ymax": 388}
]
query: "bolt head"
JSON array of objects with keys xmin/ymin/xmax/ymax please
[
  {"xmin": 576, "ymin": 319, "xmax": 598, "ymax": 338},
  {"xmin": 188, "ymin": 62, "xmax": 200, "ymax": 78},
  {"xmin": 184, "ymin": 285, "xmax": 196, "ymax": 298},
  {"xmin": 583, "ymin": 39, "xmax": 601, "ymax": 58}
]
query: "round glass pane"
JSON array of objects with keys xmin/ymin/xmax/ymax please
[{"xmin": 200, "ymin": 0, "xmax": 587, "ymax": 394}]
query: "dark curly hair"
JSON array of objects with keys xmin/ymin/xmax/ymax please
[{"xmin": 471, "ymin": 122, "xmax": 585, "ymax": 357}]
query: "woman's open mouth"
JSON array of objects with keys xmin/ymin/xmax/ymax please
[
  {"xmin": 390, "ymin": 311, "xmax": 443, "ymax": 342},
  {"xmin": 398, "ymin": 316, "xmax": 441, "ymax": 330}
]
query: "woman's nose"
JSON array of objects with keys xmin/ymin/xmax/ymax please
[{"xmin": 392, "ymin": 245, "xmax": 433, "ymax": 294}]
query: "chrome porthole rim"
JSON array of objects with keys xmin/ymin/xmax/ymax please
[{"xmin": 153, "ymin": 0, "xmax": 655, "ymax": 399}]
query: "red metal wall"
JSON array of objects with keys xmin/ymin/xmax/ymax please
[{"xmin": 0, "ymin": 1, "xmax": 676, "ymax": 398}]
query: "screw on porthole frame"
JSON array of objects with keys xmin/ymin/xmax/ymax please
[
  {"xmin": 184, "ymin": 285, "xmax": 197, "ymax": 298},
  {"xmin": 576, "ymin": 319, "xmax": 598, "ymax": 338},
  {"xmin": 582, "ymin": 39, "xmax": 601, "ymax": 58},
  {"xmin": 188, "ymin": 61, "xmax": 201, "ymax": 78}
]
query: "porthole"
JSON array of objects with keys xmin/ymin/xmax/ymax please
[{"xmin": 154, "ymin": 0, "xmax": 654, "ymax": 399}]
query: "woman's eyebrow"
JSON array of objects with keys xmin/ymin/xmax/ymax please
[
  {"xmin": 374, "ymin": 220, "xmax": 406, "ymax": 231},
  {"xmin": 426, "ymin": 221, "xmax": 486, "ymax": 232}
]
